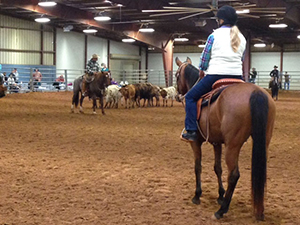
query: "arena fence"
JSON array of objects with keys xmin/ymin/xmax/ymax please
[{"xmin": 1, "ymin": 65, "xmax": 300, "ymax": 93}]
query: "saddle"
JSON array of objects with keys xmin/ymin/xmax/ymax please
[
  {"xmin": 196, "ymin": 78, "xmax": 245, "ymax": 141},
  {"xmin": 83, "ymin": 72, "xmax": 95, "ymax": 83}
]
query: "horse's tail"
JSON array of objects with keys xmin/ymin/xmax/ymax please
[{"xmin": 250, "ymin": 90, "xmax": 268, "ymax": 217}]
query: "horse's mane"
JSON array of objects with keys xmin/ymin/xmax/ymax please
[{"xmin": 184, "ymin": 64, "xmax": 200, "ymax": 88}]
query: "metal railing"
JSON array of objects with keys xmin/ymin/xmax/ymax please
[{"xmin": 2, "ymin": 66, "xmax": 300, "ymax": 93}]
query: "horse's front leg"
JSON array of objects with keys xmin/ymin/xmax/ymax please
[
  {"xmin": 190, "ymin": 138, "xmax": 203, "ymax": 205},
  {"xmin": 92, "ymin": 98, "xmax": 97, "ymax": 114},
  {"xmin": 213, "ymin": 144, "xmax": 225, "ymax": 205},
  {"xmin": 79, "ymin": 94, "xmax": 85, "ymax": 113},
  {"xmin": 100, "ymin": 96, "xmax": 105, "ymax": 115}
]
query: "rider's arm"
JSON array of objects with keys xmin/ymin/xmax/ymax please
[{"xmin": 199, "ymin": 34, "xmax": 214, "ymax": 72}]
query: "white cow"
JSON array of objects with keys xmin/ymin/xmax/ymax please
[
  {"xmin": 104, "ymin": 84, "xmax": 122, "ymax": 108},
  {"xmin": 160, "ymin": 86, "xmax": 176, "ymax": 107}
]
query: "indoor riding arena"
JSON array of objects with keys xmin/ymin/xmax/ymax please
[
  {"xmin": 0, "ymin": 90, "xmax": 299, "ymax": 225},
  {"xmin": 2, "ymin": 0, "xmax": 300, "ymax": 224}
]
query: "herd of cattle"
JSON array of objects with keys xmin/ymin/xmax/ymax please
[{"xmin": 104, "ymin": 83, "xmax": 177, "ymax": 109}]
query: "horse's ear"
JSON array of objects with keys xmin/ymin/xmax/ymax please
[
  {"xmin": 175, "ymin": 57, "xmax": 182, "ymax": 67},
  {"xmin": 186, "ymin": 57, "xmax": 192, "ymax": 64}
]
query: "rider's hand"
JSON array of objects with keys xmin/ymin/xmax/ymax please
[{"xmin": 199, "ymin": 70, "xmax": 205, "ymax": 79}]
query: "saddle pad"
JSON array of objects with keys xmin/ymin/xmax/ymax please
[
  {"xmin": 197, "ymin": 86, "xmax": 227, "ymax": 120},
  {"xmin": 212, "ymin": 78, "xmax": 245, "ymax": 89}
]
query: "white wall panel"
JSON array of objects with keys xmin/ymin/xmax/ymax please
[
  {"xmin": 0, "ymin": 14, "xmax": 40, "ymax": 29},
  {"xmin": 44, "ymin": 31, "xmax": 54, "ymax": 51},
  {"xmin": 251, "ymin": 52, "xmax": 281, "ymax": 72},
  {"xmin": 43, "ymin": 54, "xmax": 54, "ymax": 65},
  {"xmin": 0, "ymin": 29, "xmax": 40, "ymax": 50},
  {"xmin": 56, "ymin": 28, "xmax": 85, "ymax": 70},
  {"xmin": 87, "ymin": 35, "xmax": 108, "ymax": 66},
  {"xmin": 110, "ymin": 40, "xmax": 139, "ymax": 55},
  {"xmin": 0, "ymin": 52, "xmax": 40, "ymax": 64},
  {"xmin": 282, "ymin": 52, "xmax": 300, "ymax": 72}
]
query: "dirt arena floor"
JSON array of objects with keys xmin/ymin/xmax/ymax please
[{"xmin": 0, "ymin": 89, "xmax": 299, "ymax": 225}]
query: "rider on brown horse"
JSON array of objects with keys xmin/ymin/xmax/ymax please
[
  {"xmin": 82, "ymin": 53, "xmax": 100, "ymax": 97},
  {"xmin": 181, "ymin": 5, "xmax": 246, "ymax": 142}
]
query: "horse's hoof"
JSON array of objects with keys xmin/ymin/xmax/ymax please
[
  {"xmin": 192, "ymin": 197, "xmax": 200, "ymax": 205},
  {"xmin": 213, "ymin": 212, "xmax": 223, "ymax": 220},
  {"xmin": 93, "ymin": 111, "xmax": 97, "ymax": 115},
  {"xmin": 256, "ymin": 213, "xmax": 265, "ymax": 221}
]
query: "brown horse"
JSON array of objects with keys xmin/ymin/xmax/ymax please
[
  {"xmin": 71, "ymin": 71, "xmax": 110, "ymax": 114},
  {"xmin": 175, "ymin": 57, "xmax": 276, "ymax": 220}
]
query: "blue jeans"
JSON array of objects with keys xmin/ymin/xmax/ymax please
[
  {"xmin": 284, "ymin": 82, "xmax": 290, "ymax": 90},
  {"xmin": 185, "ymin": 75, "xmax": 243, "ymax": 131}
]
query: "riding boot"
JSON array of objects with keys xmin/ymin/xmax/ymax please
[{"xmin": 181, "ymin": 130, "xmax": 197, "ymax": 142}]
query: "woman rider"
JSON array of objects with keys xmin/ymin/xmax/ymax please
[{"xmin": 181, "ymin": 5, "xmax": 246, "ymax": 142}]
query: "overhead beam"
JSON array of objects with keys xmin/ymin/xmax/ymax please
[
  {"xmin": 248, "ymin": 0, "xmax": 300, "ymax": 25},
  {"xmin": 0, "ymin": 0, "xmax": 111, "ymax": 30},
  {"xmin": 0, "ymin": 0, "xmax": 172, "ymax": 51}
]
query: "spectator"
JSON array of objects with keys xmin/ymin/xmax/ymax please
[
  {"xmin": 9, "ymin": 69, "xmax": 16, "ymax": 82},
  {"xmin": 2, "ymin": 72, "xmax": 8, "ymax": 83},
  {"xmin": 13, "ymin": 68, "xmax": 19, "ymax": 83},
  {"xmin": 110, "ymin": 78, "xmax": 118, "ymax": 85},
  {"xmin": 249, "ymin": 67, "xmax": 257, "ymax": 84},
  {"xmin": 33, "ymin": 68, "xmax": 42, "ymax": 86},
  {"xmin": 7, "ymin": 74, "xmax": 18, "ymax": 90},
  {"xmin": 284, "ymin": 71, "xmax": 290, "ymax": 90},
  {"xmin": 53, "ymin": 74, "xmax": 65, "ymax": 90}
]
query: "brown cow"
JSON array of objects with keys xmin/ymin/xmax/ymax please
[
  {"xmin": 119, "ymin": 84, "xmax": 136, "ymax": 109},
  {"xmin": 134, "ymin": 83, "xmax": 160, "ymax": 107}
]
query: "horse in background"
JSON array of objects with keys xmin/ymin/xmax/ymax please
[
  {"xmin": 175, "ymin": 57, "xmax": 276, "ymax": 221},
  {"xmin": 71, "ymin": 71, "xmax": 111, "ymax": 114},
  {"xmin": 269, "ymin": 77, "xmax": 279, "ymax": 101}
]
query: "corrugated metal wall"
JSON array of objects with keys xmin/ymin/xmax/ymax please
[{"xmin": 0, "ymin": 14, "xmax": 55, "ymax": 65}]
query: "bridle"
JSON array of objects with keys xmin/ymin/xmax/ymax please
[{"xmin": 176, "ymin": 62, "xmax": 201, "ymax": 100}]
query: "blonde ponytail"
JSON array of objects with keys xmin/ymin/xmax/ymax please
[{"xmin": 230, "ymin": 25, "xmax": 241, "ymax": 53}]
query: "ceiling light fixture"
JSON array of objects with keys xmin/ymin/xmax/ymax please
[
  {"xmin": 94, "ymin": 15, "xmax": 111, "ymax": 21},
  {"xmin": 38, "ymin": 1, "xmax": 57, "ymax": 7},
  {"xmin": 83, "ymin": 28, "xmax": 98, "ymax": 33},
  {"xmin": 174, "ymin": 37, "xmax": 189, "ymax": 42},
  {"xmin": 236, "ymin": 9, "xmax": 250, "ymax": 14},
  {"xmin": 94, "ymin": 12, "xmax": 111, "ymax": 21},
  {"xmin": 269, "ymin": 23, "xmax": 288, "ymax": 28},
  {"xmin": 139, "ymin": 27, "xmax": 155, "ymax": 33},
  {"xmin": 297, "ymin": 35, "xmax": 300, "ymax": 39},
  {"xmin": 254, "ymin": 43, "xmax": 266, "ymax": 48},
  {"xmin": 198, "ymin": 44, "xmax": 206, "ymax": 48},
  {"xmin": 122, "ymin": 38, "xmax": 136, "ymax": 43},
  {"xmin": 35, "ymin": 17, "xmax": 50, "ymax": 23}
]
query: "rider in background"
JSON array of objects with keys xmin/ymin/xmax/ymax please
[
  {"xmin": 82, "ymin": 54, "xmax": 100, "ymax": 97},
  {"xmin": 181, "ymin": 5, "xmax": 246, "ymax": 142},
  {"xmin": 270, "ymin": 65, "xmax": 279, "ymax": 83}
]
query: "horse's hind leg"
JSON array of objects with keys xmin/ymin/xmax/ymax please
[
  {"xmin": 213, "ymin": 144, "xmax": 225, "ymax": 205},
  {"xmin": 214, "ymin": 145, "xmax": 240, "ymax": 219},
  {"xmin": 190, "ymin": 139, "xmax": 203, "ymax": 205}
]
